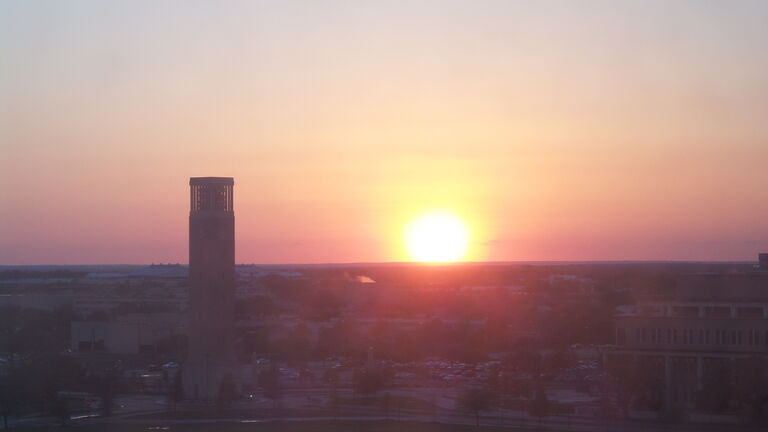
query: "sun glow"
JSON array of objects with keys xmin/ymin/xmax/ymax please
[{"xmin": 404, "ymin": 210, "xmax": 470, "ymax": 263}]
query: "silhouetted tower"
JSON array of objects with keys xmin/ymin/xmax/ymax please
[{"xmin": 185, "ymin": 177, "xmax": 236, "ymax": 402}]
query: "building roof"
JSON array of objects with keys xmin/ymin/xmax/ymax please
[{"xmin": 189, "ymin": 177, "xmax": 234, "ymax": 185}]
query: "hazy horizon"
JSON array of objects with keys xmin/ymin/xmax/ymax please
[
  {"xmin": 3, "ymin": 0, "xmax": 768, "ymax": 264},
  {"xmin": 0, "ymin": 259, "xmax": 761, "ymax": 269}
]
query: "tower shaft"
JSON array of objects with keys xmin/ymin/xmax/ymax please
[{"xmin": 185, "ymin": 177, "xmax": 235, "ymax": 401}]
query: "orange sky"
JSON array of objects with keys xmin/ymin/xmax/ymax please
[{"xmin": 2, "ymin": 1, "xmax": 768, "ymax": 264}]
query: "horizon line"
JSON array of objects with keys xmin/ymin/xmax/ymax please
[{"xmin": 0, "ymin": 259, "xmax": 760, "ymax": 268}]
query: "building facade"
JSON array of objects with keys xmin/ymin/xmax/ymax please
[
  {"xmin": 608, "ymin": 255, "xmax": 768, "ymax": 414},
  {"xmin": 71, "ymin": 312, "xmax": 183, "ymax": 355},
  {"xmin": 184, "ymin": 177, "xmax": 236, "ymax": 401}
]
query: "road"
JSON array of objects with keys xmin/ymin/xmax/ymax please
[{"xmin": 7, "ymin": 389, "xmax": 763, "ymax": 432}]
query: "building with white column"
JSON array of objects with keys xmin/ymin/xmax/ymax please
[{"xmin": 608, "ymin": 254, "xmax": 768, "ymax": 413}]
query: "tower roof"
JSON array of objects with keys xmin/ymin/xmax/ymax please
[{"xmin": 189, "ymin": 177, "xmax": 234, "ymax": 186}]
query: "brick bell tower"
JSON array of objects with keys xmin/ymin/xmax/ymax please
[{"xmin": 185, "ymin": 177, "xmax": 236, "ymax": 402}]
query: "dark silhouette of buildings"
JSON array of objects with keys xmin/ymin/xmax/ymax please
[{"xmin": 184, "ymin": 177, "xmax": 236, "ymax": 401}]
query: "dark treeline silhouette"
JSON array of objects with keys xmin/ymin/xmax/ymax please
[{"xmin": 0, "ymin": 270, "xmax": 88, "ymax": 281}]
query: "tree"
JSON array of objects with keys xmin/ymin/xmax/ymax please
[
  {"xmin": 353, "ymin": 369, "xmax": 385, "ymax": 397},
  {"xmin": 50, "ymin": 395, "xmax": 71, "ymax": 425},
  {"xmin": 216, "ymin": 375, "xmax": 238, "ymax": 408},
  {"xmin": 273, "ymin": 324, "xmax": 312, "ymax": 361},
  {"xmin": 93, "ymin": 371, "xmax": 118, "ymax": 417},
  {"xmin": 460, "ymin": 387, "xmax": 495, "ymax": 428},
  {"xmin": 168, "ymin": 371, "xmax": 183, "ymax": 408},
  {"xmin": 512, "ymin": 349, "xmax": 543, "ymax": 379},
  {"xmin": 323, "ymin": 367, "xmax": 340, "ymax": 415},
  {"xmin": 29, "ymin": 354, "xmax": 86, "ymax": 416},
  {"xmin": 529, "ymin": 384, "xmax": 551, "ymax": 428},
  {"xmin": 542, "ymin": 350, "xmax": 573, "ymax": 376},
  {"xmin": 0, "ymin": 364, "xmax": 24, "ymax": 430},
  {"xmin": 258, "ymin": 365, "xmax": 282, "ymax": 409}
]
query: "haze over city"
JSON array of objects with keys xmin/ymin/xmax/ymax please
[
  {"xmin": 3, "ymin": 0, "xmax": 768, "ymax": 265},
  {"xmin": 7, "ymin": 1, "xmax": 768, "ymax": 432}
]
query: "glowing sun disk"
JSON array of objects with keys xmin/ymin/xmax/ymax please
[{"xmin": 405, "ymin": 210, "xmax": 470, "ymax": 262}]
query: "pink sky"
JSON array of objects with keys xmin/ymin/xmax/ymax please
[{"xmin": 2, "ymin": 1, "xmax": 768, "ymax": 264}]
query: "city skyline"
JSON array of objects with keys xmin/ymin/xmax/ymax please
[{"xmin": 3, "ymin": 0, "xmax": 768, "ymax": 264}]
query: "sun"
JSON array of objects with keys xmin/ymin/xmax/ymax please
[{"xmin": 404, "ymin": 210, "xmax": 470, "ymax": 263}]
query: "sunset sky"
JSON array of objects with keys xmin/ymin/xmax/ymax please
[{"xmin": 2, "ymin": 0, "xmax": 768, "ymax": 264}]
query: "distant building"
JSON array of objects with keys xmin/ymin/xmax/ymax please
[
  {"xmin": 607, "ymin": 254, "xmax": 768, "ymax": 413},
  {"xmin": 71, "ymin": 313, "xmax": 183, "ymax": 355},
  {"xmin": 184, "ymin": 177, "xmax": 236, "ymax": 402},
  {"xmin": 85, "ymin": 264, "xmax": 189, "ymax": 281},
  {"xmin": 73, "ymin": 293, "xmax": 187, "ymax": 316}
]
